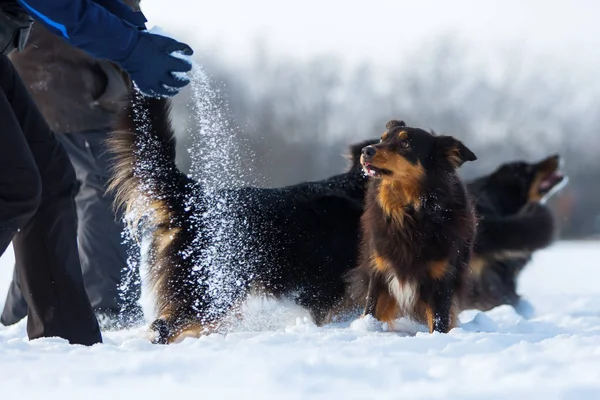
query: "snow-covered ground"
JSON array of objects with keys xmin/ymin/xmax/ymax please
[{"xmin": 1, "ymin": 241, "xmax": 600, "ymax": 399}]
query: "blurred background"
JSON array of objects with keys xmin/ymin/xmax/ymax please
[{"xmin": 143, "ymin": 0, "xmax": 600, "ymax": 239}]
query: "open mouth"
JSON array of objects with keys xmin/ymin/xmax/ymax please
[
  {"xmin": 362, "ymin": 162, "xmax": 380, "ymax": 177},
  {"xmin": 538, "ymin": 170, "xmax": 565, "ymax": 194},
  {"xmin": 533, "ymin": 155, "xmax": 568, "ymax": 201},
  {"xmin": 361, "ymin": 161, "xmax": 391, "ymax": 178}
]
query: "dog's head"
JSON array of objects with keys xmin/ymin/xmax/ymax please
[
  {"xmin": 360, "ymin": 120, "xmax": 477, "ymax": 183},
  {"xmin": 347, "ymin": 138, "xmax": 379, "ymax": 171},
  {"xmin": 481, "ymin": 154, "xmax": 567, "ymax": 213}
]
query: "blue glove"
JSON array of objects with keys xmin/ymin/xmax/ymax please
[{"xmin": 119, "ymin": 31, "xmax": 194, "ymax": 98}]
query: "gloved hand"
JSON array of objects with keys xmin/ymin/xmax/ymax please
[{"xmin": 119, "ymin": 31, "xmax": 194, "ymax": 98}]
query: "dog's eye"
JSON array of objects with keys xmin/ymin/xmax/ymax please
[{"xmin": 399, "ymin": 140, "xmax": 409, "ymax": 149}]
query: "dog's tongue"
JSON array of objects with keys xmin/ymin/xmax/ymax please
[
  {"xmin": 540, "ymin": 172, "xmax": 563, "ymax": 190},
  {"xmin": 363, "ymin": 163, "xmax": 377, "ymax": 176},
  {"xmin": 539, "ymin": 180, "xmax": 552, "ymax": 190}
]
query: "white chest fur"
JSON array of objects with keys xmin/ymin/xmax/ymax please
[{"xmin": 387, "ymin": 275, "xmax": 418, "ymax": 312}]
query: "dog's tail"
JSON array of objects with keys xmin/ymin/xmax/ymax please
[
  {"xmin": 474, "ymin": 203, "xmax": 556, "ymax": 255},
  {"xmin": 108, "ymin": 93, "xmax": 188, "ymax": 236},
  {"xmin": 109, "ymin": 94, "xmax": 204, "ymax": 344}
]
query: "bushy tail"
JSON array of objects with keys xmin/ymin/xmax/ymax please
[{"xmin": 107, "ymin": 92, "xmax": 187, "ymax": 237}]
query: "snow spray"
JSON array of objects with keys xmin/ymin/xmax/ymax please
[
  {"xmin": 180, "ymin": 62, "xmax": 255, "ymax": 321},
  {"xmin": 117, "ymin": 38, "xmax": 260, "ymax": 325}
]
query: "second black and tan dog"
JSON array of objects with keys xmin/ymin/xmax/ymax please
[
  {"xmin": 347, "ymin": 121, "xmax": 477, "ymax": 333},
  {"xmin": 460, "ymin": 155, "xmax": 567, "ymax": 313}
]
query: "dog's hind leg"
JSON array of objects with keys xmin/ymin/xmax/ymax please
[
  {"xmin": 148, "ymin": 304, "xmax": 203, "ymax": 344},
  {"xmin": 308, "ymin": 308, "xmax": 329, "ymax": 327},
  {"xmin": 170, "ymin": 322, "xmax": 208, "ymax": 344},
  {"xmin": 149, "ymin": 316, "xmax": 212, "ymax": 344},
  {"xmin": 363, "ymin": 273, "xmax": 399, "ymax": 325},
  {"xmin": 363, "ymin": 272, "xmax": 384, "ymax": 317},
  {"xmin": 149, "ymin": 318, "xmax": 174, "ymax": 344},
  {"xmin": 148, "ymin": 295, "xmax": 243, "ymax": 344}
]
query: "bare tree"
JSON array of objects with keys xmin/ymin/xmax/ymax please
[{"xmin": 167, "ymin": 34, "xmax": 600, "ymax": 238}]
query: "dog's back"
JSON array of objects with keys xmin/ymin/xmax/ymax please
[{"xmin": 108, "ymin": 94, "xmax": 376, "ymax": 343}]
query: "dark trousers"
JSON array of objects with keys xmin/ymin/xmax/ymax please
[
  {"xmin": 1, "ymin": 129, "xmax": 142, "ymax": 326},
  {"xmin": 0, "ymin": 54, "xmax": 101, "ymax": 345}
]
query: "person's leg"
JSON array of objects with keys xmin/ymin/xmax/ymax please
[
  {"xmin": 58, "ymin": 131, "xmax": 142, "ymax": 328},
  {"xmin": 1, "ymin": 130, "xmax": 143, "ymax": 329},
  {"xmin": 1, "ymin": 171, "xmax": 81, "ymax": 327},
  {"xmin": 0, "ymin": 267, "xmax": 28, "ymax": 325},
  {"xmin": 0, "ymin": 54, "xmax": 101, "ymax": 345},
  {"xmin": 0, "ymin": 89, "xmax": 42, "ymax": 258}
]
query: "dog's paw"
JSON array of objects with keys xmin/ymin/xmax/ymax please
[{"xmin": 149, "ymin": 318, "xmax": 172, "ymax": 344}]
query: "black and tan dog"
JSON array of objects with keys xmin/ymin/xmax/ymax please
[
  {"xmin": 109, "ymin": 93, "xmax": 562, "ymax": 341},
  {"xmin": 109, "ymin": 95, "xmax": 377, "ymax": 343},
  {"xmin": 459, "ymin": 155, "xmax": 567, "ymax": 313},
  {"xmin": 347, "ymin": 121, "xmax": 477, "ymax": 333}
]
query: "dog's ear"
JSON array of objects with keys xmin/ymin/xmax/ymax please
[
  {"xmin": 437, "ymin": 136, "xmax": 477, "ymax": 169},
  {"xmin": 385, "ymin": 120, "xmax": 406, "ymax": 130}
]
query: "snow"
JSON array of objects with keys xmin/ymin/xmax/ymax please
[{"xmin": 1, "ymin": 241, "xmax": 600, "ymax": 399}]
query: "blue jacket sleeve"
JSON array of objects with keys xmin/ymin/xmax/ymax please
[
  {"xmin": 93, "ymin": 0, "xmax": 147, "ymax": 29},
  {"xmin": 17, "ymin": 0, "xmax": 142, "ymax": 63}
]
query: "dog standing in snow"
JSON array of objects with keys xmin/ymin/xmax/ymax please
[{"xmin": 347, "ymin": 120, "xmax": 477, "ymax": 333}]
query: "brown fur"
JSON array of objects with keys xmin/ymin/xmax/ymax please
[
  {"xmin": 347, "ymin": 120, "xmax": 477, "ymax": 333},
  {"xmin": 428, "ymin": 260, "xmax": 449, "ymax": 280},
  {"xmin": 108, "ymin": 94, "xmax": 193, "ymax": 343},
  {"xmin": 375, "ymin": 292, "xmax": 400, "ymax": 324}
]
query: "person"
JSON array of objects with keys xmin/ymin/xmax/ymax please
[
  {"xmin": 1, "ymin": 0, "xmax": 145, "ymax": 330},
  {"xmin": 0, "ymin": 0, "xmax": 192, "ymax": 345}
]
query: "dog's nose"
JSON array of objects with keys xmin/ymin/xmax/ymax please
[{"xmin": 362, "ymin": 146, "xmax": 376, "ymax": 157}]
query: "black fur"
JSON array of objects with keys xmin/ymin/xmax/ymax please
[
  {"xmin": 460, "ymin": 155, "xmax": 567, "ymax": 311},
  {"xmin": 108, "ymin": 94, "xmax": 377, "ymax": 343},
  {"xmin": 347, "ymin": 122, "xmax": 477, "ymax": 333},
  {"xmin": 109, "ymin": 94, "xmax": 563, "ymax": 340}
]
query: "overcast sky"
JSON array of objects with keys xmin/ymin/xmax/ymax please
[{"xmin": 142, "ymin": 0, "xmax": 599, "ymax": 70}]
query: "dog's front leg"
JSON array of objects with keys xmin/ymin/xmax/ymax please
[{"xmin": 428, "ymin": 280, "xmax": 456, "ymax": 333}]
